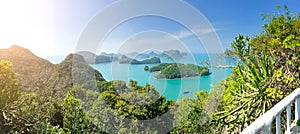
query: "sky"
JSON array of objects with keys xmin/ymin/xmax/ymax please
[{"xmin": 0, "ymin": 0, "xmax": 300, "ymax": 60}]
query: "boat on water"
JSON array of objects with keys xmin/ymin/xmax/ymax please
[{"xmin": 183, "ymin": 91, "xmax": 190, "ymax": 94}]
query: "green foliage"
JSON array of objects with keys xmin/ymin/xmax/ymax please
[
  {"xmin": 144, "ymin": 65, "xmax": 149, "ymax": 71},
  {"xmin": 99, "ymin": 80, "xmax": 175, "ymax": 133},
  {"xmin": 136, "ymin": 57, "xmax": 161, "ymax": 64},
  {"xmin": 0, "ymin": 60, "xmax": 20, "ymax": 110},
  {"xmin": 254, "ymin": 7, "xmax": 300, "ymax": 92},
  {"xmin": 0, "ymin": 54, "xmax": 214, "ymax": 133},
  {"xmin": 214, "ymin": 52, "xmax": 282, "ymax": 132},
  {"xmin": 0, "ymin": 46, "xmax": 106, "ymax": 99},
  {"xmin": 63, "ymin": 88, "xmax": 95, "ymax": 133},
  {"xmin": 148, "ymin": 63, "xmax": 172, "ymax": 72},
  {"xmin": 297, "ymin": 119, "xmax": 300, "ymax": 126},
  {"xmin": 171, "ymin": 92, "xmax": 209, "ymax": 133},
  {"xmin": 0, "ymin": 60, "xmax": 21, "ymax": 133},
  {"xmin": 225, "ymin": 35, "xmax": 250, "ymax": 62},
  {"xmin": 171, "ymin": 88, "xmax": 224, "ymax": 134},
  {"xmin": 97, "ymin": 81, "xmax": 112, "ymax": 93},
  {"xmin": 216, "ymin": 6, "xmax": 300, "ymax": 132},
  {"xmin": 1, "ymin": 81, "xmax": 64, "ymax": 133},
  {"xmin": 13, "ymin": 94, "xmax": 64, "ymax": 133},
  {"xmin": 119, "ymin": 57, "xmax": 161, "ymax": 64},
  {"xmin": 148, "ymin": 63, "xmax": 210, "ymax": 79}
]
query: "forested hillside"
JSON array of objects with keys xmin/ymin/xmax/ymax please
[{"xmin": 0, "ymin": 45, "xmax": 105, "ymax": 97}]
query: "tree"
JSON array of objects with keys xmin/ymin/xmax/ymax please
[
  {"xmin": 0, "ymin": 60, "xmax": 20, "ymax": 132},
  {"xmin": 0, "ymin": 60, "xmax": 66, "ymax": 133},
  {"xmin": 213, "ymin": 52, "xmax": 283, "ymax": 132},
  {"xmin": 225, "ymin": 35, "xmax": 250, "ymax": 62},
  {"xmin": 214, "ymin": 7, "xmax": 300, "ymax": 132},
  {"xmin": 100, "ymin": 80, "xmax": 175, "ymax": 133},
  {"xmin": 149, "ymin": 63, "xmax": 209, "ymax": 79},
  {"xmin": 171, "ymin": 92, "xmax": 209, "ymax": 133},
  {"xmin": 63, "ymin": 87, "xmax": 95, "ymax": 133},
  {"xmin": 0, "ymin": 60, "xmax": 20, "ymax": 110}
]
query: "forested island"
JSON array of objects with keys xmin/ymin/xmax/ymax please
[
  {"xmin": 119, "ymin": 57, "xmax": 161, "ymax": 64},
  {"xmin": 77, "ymin": 51, "xmax": 161, "ymax": 64},
  {"xmin": 145, "ymin": 63, "xmax": 210, "ymax": 79},
  {"xmin": 77, "ymin": 49, "xmax": 186, "ymax": 64}
]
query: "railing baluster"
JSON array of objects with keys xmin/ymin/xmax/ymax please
[
  {"xmin": 242, "ymin": 88, "xmax": 300, "ymax": 134},
  {"xmin": 296, "ymin": 96, "xmax": 300, "ymax": 120},
  {"xmin": 286, "ymin": 104, "xmax": 292, "ymax": 133},
  {"xmin": 262, "ymin": 125, "xmax": 271, "ymax": 134},
  {"xmin": 276, "ymin": 114, "xmax": 281, "ymax": 134}
]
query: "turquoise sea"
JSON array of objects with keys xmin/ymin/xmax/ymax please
[
  {"xmin": 45, "ymin": 53, "xmax": 233, "ymax": 101},
  {"xmin": 91, "ymin": 53, "xmax": 233, "ymax": 101}
]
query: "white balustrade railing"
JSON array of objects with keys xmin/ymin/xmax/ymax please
[{"xmin": 242, "ymin": 88, "xmax": 300, "ymax": 134}]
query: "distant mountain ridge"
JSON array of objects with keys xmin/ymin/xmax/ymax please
[
  {"xmin": 0, "ymin": 45, "xmax": 105, "ymax": 97},
  {"xmin": 119, "ymin": 57, "xmax": 161, "ymax": 64},
  {"xmin": 76, "ymin": 49, "xmax": 187, "ymax": 64}
]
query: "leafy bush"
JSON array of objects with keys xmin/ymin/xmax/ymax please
[{"xmin": 214, "ymin": 6, "xmax": 300, "ymax": 132}]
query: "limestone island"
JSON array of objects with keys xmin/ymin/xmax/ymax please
[
  {"xmin": 145, "ymin": 63, "xmax": 211, "ymax": 79},
  {"xmin": 119, "ymin": 57, "xmax": 161, "ymax": 64}
]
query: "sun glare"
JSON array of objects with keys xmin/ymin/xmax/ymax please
[{"xmin": 0, "ymin": 1, "xmax": 56, "ymax": 56}]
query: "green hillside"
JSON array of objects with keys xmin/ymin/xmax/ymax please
[{"xmin": 0, "ymin": 45, "xmax": 105, "ymax": 97}]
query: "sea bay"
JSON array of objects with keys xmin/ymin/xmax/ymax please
[{"xmin": 91, "ymin": 53, "xmax": 233, "ymax": 101}]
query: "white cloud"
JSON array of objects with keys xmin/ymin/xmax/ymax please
[
  {"xmin": 89, "ymin": 30, "xmax": 224, "ymax": 56},
  {"xmin": 119, "ymin": 31, "xmax": 194, "ymax": 53},
  {"xmin": 99, "ymin": 26, "xmax": 221, "ymax": 54},
  {"xmin": 174, "ymin": 27, "xmax": 220, "ymax": 39}
]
